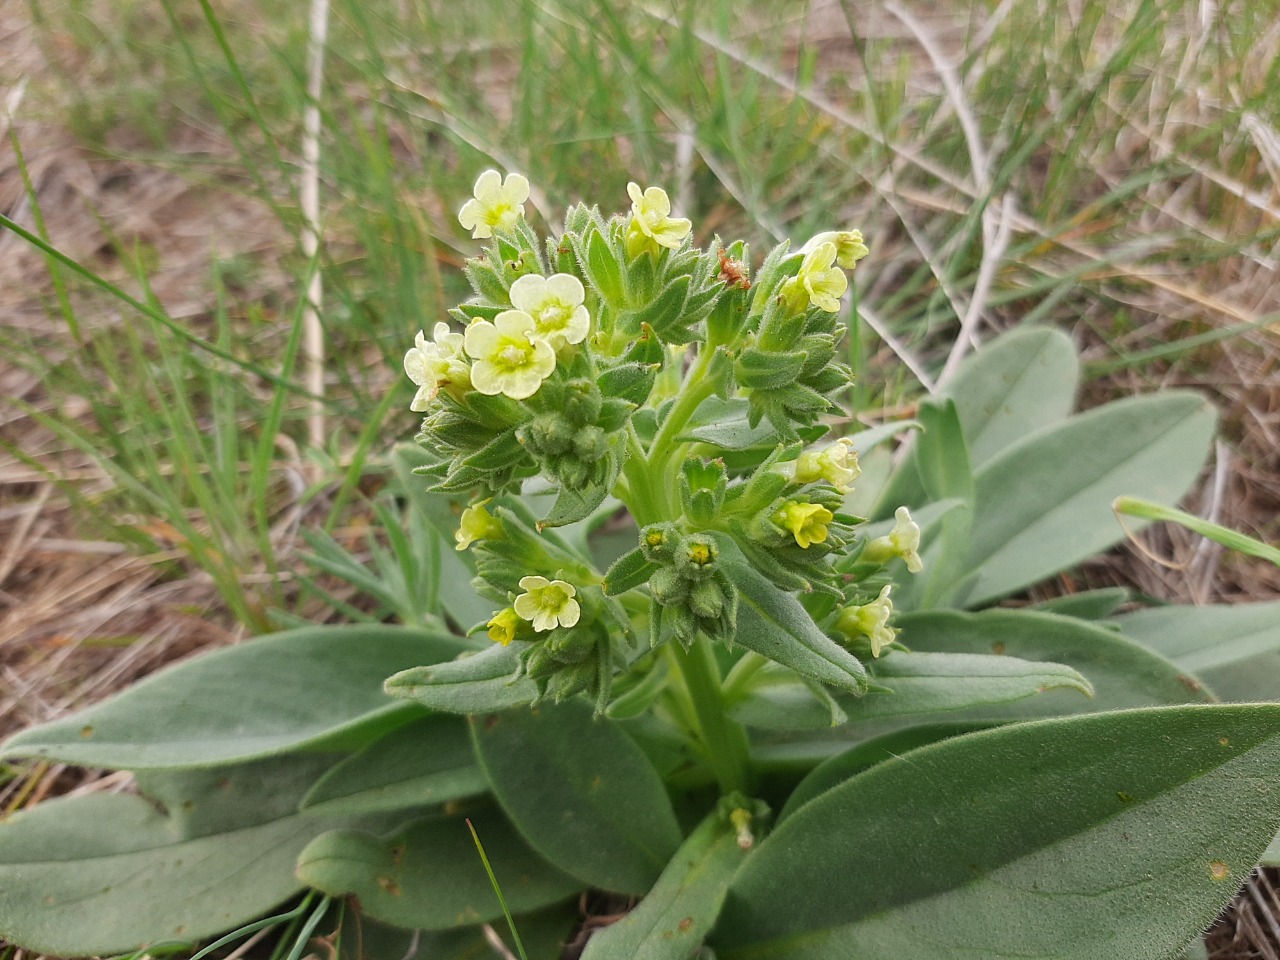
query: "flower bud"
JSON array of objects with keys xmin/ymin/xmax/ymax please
[
  {"xmin": 674, "ymin": 534, "xmax": 718, "ymax": 581},
  {"xmin": 688, "ymin": 579, "xmax": 726, "ymax": 619},
  {"xmin": 521, "ymin": 413, "xmax": 576, "ymax": 456},
  {"xmin": 863, "ymin": 506, "xmax": 923, "ymax": 573},
  {"xmin": 649, "ymin": 565, "xmax": 688, "ymax": 605},
  {"xmin": 640, "ymin": 523, "xmax": 683, "ymax": 563},
  {"xmin": 573, "ymin": 425, "xmax": 609, "ymax": 462},
  {"xmin": 836, "ymin": 585, "xmax": 896, "ymax": 657},
  {"xmin": 562, "ymin": 378, "xmax": 603, "ymax": 426}
]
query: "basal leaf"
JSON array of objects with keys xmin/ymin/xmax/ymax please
[
  {"xmin": 301, "ymin": 715, "xmax": 488, "ymax": 816},
  {"xmin": 2, "ymin": 624, "xmax": 464, "ymax": 769},
  {"xmin": 895, "ymin": 609, "xmax": 1214, "ymax": 721},
  {"xmin": 0, "ymin": 754, "xmax": 355, "ymax": 955},
  {"xmin": 580, "ymin": 811, "xmax": 749, "ymax": 960},
  {"xmin": 1112, "ymin": 602, "xmax": 1280, "ymax": 676},
  {"xmin": 943, "ymin": 325, "xmax": 1079, "ymax": 466},
  {"xmin": 966, "ymin": 392, "xmax": 1216, "ymax": 604},
  {"xmin": 297, "ymin": 805, "xmax": 581, "ymax": 930},
  {"xmin": 470, "ymin": 698, "xmax": 681, "ymax": 895},
  {"xmin": 715, "ymin": 704, "xmax": 1280, "ymax": 959}
]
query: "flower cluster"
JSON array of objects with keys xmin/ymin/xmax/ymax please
[{"xmin": 402, "ymin": 168, "xmax": 925, "ymax": 708}]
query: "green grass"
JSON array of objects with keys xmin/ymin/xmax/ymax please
[{"xmin": 3, "ymin": 0, "xmax": 1276, "ymax": 628}]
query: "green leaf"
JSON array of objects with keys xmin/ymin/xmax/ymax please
[
  {"xmin": 780, "ymin": 723, "xmax": 993, "ymax": 822},
  {"xmin": 716, "ymin": 537, "xmax": 868, "ymax": 696},
  {"xmin": 582, "ymin": 228, "xmax": 624, "ymax": 306},
  {"xmin": 469, "ymin": 698, "xmax": 682, "ymax": 895},
  {"xmin": 895, "ymin": 609, "xmax": 1213, "ymax": 721},
  {"xmin": 580, "ymin": 811, "xmax": 749, "ymax": 960},
  {"xmin": 942, "ymin": 326, "xmax": 1079, "ymax": 466},
  {"xmin": 679, "ymin": 397, "xmax": 824, "ymax": 451},
  {"xmin": 913, "ymin": 399, "xmax": 974, "ymax": 503},
  {"xmin": 0, "ymin": 755, "xmax": 353, "ymax": 955},
  {"xmin": 1031, "ymin": 587, "xmax": 1131, "ymax": 620},
  {"xmin": 602, "ymin": 545, "xmax": 659, "ymax": 596},
  {"xmin": 297, "ymin": 805, "xmax": 581, "ymax": 930},
  {"xmin": 1112, "ymin": 601, "xmax": 1280, "ymax": 702},
  {"xmin": 2, "ymin": 624, "xmax": 464, "ymax": 768},
  {"xmin": 301, "ymin": 715, "xmax": 489, "ymax": 816},
  {"xmin": 966, "ymin": 392, "xmax": 1217, "ymax": 604},
  {"xmin": 385, "ymin": 643, "xmax": 539, "ymax": 715},
  {"xmin": 714, "ymin": 704, "xmax": 1280, "ymax": 959},
  {"xmin": 735, "ymin": 348, "xmax": 807, "ymax": 390},
  {"xmin": 730, "ymin": 652, "xmax": 1090, "ymax": 731}
]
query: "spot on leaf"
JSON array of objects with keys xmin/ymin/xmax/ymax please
[{"xmin": 1209, "ymin": 860, "xmax": 1230, "ymax": 881}]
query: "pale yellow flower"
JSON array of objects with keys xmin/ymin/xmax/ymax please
[
  {"xmin": 455, "ymin": 502, "xmax": 500, "ymax": 551},
  {"xmin": 463, "ymin": 310, "xmax": 557, "ymax": 400},
  {"xmin": 837, "ymin": 585, "xmax": 896, "ymax": 657},
  {"xmin": 458, "ymin": 170, "xmax": 530, "ymax": 239},
  {"xmin": 781, "ymin": 241, "xmax": 848, "ymax": 313},
  {"xmin": 801, "ymin": 230, "xmax": 869, "ymax": 269},
  {"xmin": 864, "ymin": 506, "xmax": 924, "ymax": 574},
  {"xmin": 625, "ymin": 182, "xmax": 692, "ymax": 258},
  {"xmin": 508, "ymin": 273, "xmax": 590, "ymax": 348},
  {"xmin": 795, "ymin": 438, "xmax": 861, "ymax": 494},
  {"xmin": 403, "ymin": 322, "xmax": 470, "ymax": 411},
  {"xmin": 487, "ymin": 607, "xmax": 521, "ymax": 646},
  {"xmin": 776, "ymin": 501, "xmax": 834, "ymax": 549},
  {"xmin": 513, "ymin": 576, "xmax": 580, "ymax": 633}
]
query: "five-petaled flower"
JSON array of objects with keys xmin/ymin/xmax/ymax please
[
  {"xmin": 800, "ymin": 229, "xmax": 869, "ymax": 270},
  {"xmin": 463, "ymin": 310, "xmax": 557, "ymax": 400},
  {"xmin": 837, "ymin": 585, "xmax": 896, "ymax": 657},
  {"xmin": 508, "ymin": 273, "xmax": 591, "ymax": 349},
  {"xmin": 455, "ymin": 502, "xmax": 500, "ymax": 551},
  {"xmin": 795, "ymin": 438, "xmax": 861, "ymax": 494},
  {"xmin": 487, "ymin": 607, "xmax": 521, "ymax": 646},
  {"xmin": 404, "ymin": 322, "xmax": 470, "ymax": 411},
  {"xmin": 776, "ymin": 501, "xmax": 834, "ymax": 549},
  {"xmin": 458, "ymin": 170, "xmax": 530, "ymax": 239},
  {"xmin": 625, "ymin": 183, "xmax": 692, "ymax": 259},
  {"xmin": 781, "ymin": 241, "xmax": 848, "ymax": 314},
  {"xmin": 513, "ymin": 576, "xmax": 581, "ymax": 632},
  {"xmin": 865, "ymin": 506, "xmax": 924, "ymax": 573}
]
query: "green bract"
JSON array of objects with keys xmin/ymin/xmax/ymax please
[{"xmin": 3, "ymin": 176, "xmax": 1278, "ymax": 960}]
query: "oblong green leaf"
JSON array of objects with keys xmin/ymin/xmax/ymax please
[
  {"xmin": 966, "ymin": 392, "xmax": 1216, "ymax": 604},
  {"xmin": 714, "ymin": 704, "xmax": 1280, "ymax": 959},
  {"xmin": 297, "ymin": 807, "xmax": 581, "ymax": 930},
  {"xmin": 581, "ymin": 811, "xmax": 750, "ymax": 960},
  {"xmin": 717, "ymin": 537, "xmax": 867, "ymax": 695},
  {"xmin": 730, "ymin": 652, "xmax": 1091, "ymax": 731},
  {"xmin": 895, "ymin": 609, "xmax": 1214, "ymax": 720},
  {"xmin": 470, "ymin": 698, "xmax": 682, "ymax": 895},
  {"xmin": 1113, "ymin": 601, "xmax": 1280, "ymax": 704},
  {"xmin": 943, "ymin": 326, "xmax": 1079, "ymax": 466},
  {"xmin": 301, "ymin": 715, "xmax": 488, "ymax": 816},
  {"xmin": 385, "ymin": 643, "xmax": 538, "ymax": 715},
  {"xmin": 0, "ymin": 754, "xmax": 354, "ymax": 955},
  {"xmin": 2, "ymin": 624, "xmax": 464, "ymax": 769},
  {"xmin": 779, "ymin": 723, "xmax": 994, "ymax": 822}
]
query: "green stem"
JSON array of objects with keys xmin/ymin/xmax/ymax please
[
  {"xmin": 622, "ymin": 423, "xmax": 663, "ymax": 526},
  {"xmin": 668, "ymin": 636, "xmax": 753, "ymax": 795}
]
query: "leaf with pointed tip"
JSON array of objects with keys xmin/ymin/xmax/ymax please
[
  {"xmin": 385, "ymin": 643, "xmax": 538, "ymax": 715},
  {"xmin": 470, "ymin": 698, "xmax": 681, "ymax": 895},
  {"xmin": 2, "ymin": 625, "xmax": 463, "ymax": 769},
  {"xmin": 301, "ymin": 715, "xmax": 488, "ymax": 816},
  {"xmin": 730, "ymin": 652, "xmax": 1091, "ymax": 731},
  {"xmin": 714, "ymin": 704, "xmax": 1280, "ymax": 959}
]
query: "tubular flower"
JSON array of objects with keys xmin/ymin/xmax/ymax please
[
  {"xmin": 795, "ymin": 438, "xmax": 861, "ymax": 493},
  {"xmin": 625, "ymin": 183, "xmax": 692, "ymax": 258},
  {"xmin": 404, "ymin": 322, "xmax": 470, "ymax": 411},
  {"xmin": 513, "ymin": 576, "xmax": 581, "ymax": 633},
  {"xmin": 455, "ymin": 502, "xmax": 500, "ymax": 551},
  {"xmin": 464, "ymin": 310, "xmax": 557, "ymax": 400},
  {"xmin": 781, "ymin": 241, "xmax": 848, "ymax": 313},
  {"xmin": 776, "ymin": 501, "xmax": 834, "ymax": 549},
  {"xmin": 458, "ymin": 170, "xmax": 530, "ymax": 239},
  {"xmin": 487, "ymin": 607, "xmax": 521, "ymax": 646},
  {"xmin": 801, "ymin": 229, "xmax": 869, "ymax": 270},
  {"xmin": 837, "ymin": 585, "xmax": 896, "ymax": 657},
  {"xmin": 864, "ymin": 506, "xmax": 924, "ymax": 573},
  {"xmin": 508, "ymin": 273, "xmax": 590, "ymax": 348}
]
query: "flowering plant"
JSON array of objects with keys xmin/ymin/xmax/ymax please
[{"xmin": 3, "ymin": 172, "xmax": 1280, "ymax": 960}]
